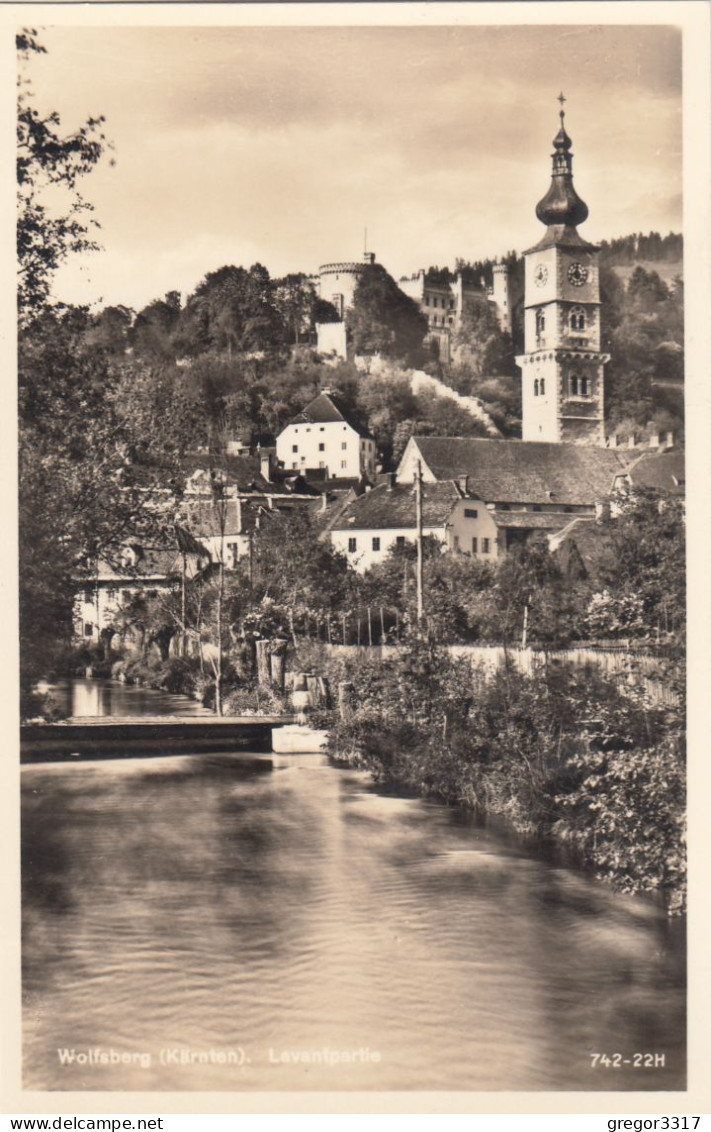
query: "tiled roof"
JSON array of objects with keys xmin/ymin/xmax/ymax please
[
  {"xmin": 407, "ymin": 436, "xmax": 627, "ymax": 506},
  {"xmin": 95, "ymin": 547, "xmax": 181, "ymax": 579},
  {"xmin": 492, "ymin": 511, "xmax": 573, "ymax": 531},
  {"xmin": 331, "ymin": 482, "xmax": 460, "ymax": 532},
  {"xmin": 288, "ymin": 392, "xmax": 370, "ymax": 435},
  {"xmin": 623, "ymin": 448, "xmax": 685, "ymax": 495},
  {"xmin": 551, "ymin": 517, "xmax": 618, "ymax": 584},
  {"xmin": 181, "ymin": 453, "xmax": 271, "ymax": 491}
]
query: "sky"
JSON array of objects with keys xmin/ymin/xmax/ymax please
[{"xmin": 24, "ymin": 21, "xmax": 682, "ymax": 312}]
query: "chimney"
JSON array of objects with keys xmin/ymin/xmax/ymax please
[
  {"xmin": 260, "ymin": 451, "xmax": 272, "ymax": 482},
  {"xmin": 627, "ymin": 432, "xmax": 638, "ymax": 449},
  {"xmin": 665, "ymin": 430, "xmax": 674, "ymax": 448},
  {"xmin": 363, "ymin": 251, "xmax": 376, "ymax": 265},
  {"xmin": 649, "ymin": 430, "xmax": 660, "ymax": 449},
  {"xmin": 457, "ymin": 474, "xmax": 469, "ymax": 496}
]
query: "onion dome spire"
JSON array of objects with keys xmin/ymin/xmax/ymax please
[{"xmin": 535, "ymin": 93, "xmax": 589, "ymax": 228}]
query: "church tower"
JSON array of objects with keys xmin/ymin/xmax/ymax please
[{"xmin": 516, "ymin": 96, "xmax": 609, "ymax": 445}]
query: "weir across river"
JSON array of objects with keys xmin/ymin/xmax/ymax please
[{"xmin": 20, "ymin": 714, "xmax": 297, "ymax": 762}]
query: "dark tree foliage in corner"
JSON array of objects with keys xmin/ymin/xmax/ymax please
[
  {"xmin": 16, "ymin": 33, "xmax": 184, "ymax": 707},
  {"xmin": 346, "ymin": 264, "xmax": 428, "ymax": 362},
  {"xmin": 17, "ymin": 29, "xmax": 113, "ymax": 325}
]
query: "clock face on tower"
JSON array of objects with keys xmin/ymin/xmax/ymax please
[
  {"xmin": 568, "ymin": 262, "xmax": 589, "ymax": 287},
  {"xmin": 534, "ymin": 264, "xmax": 548, "ymax": 287}
]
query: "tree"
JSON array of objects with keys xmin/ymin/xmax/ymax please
[
  {"xmin": 17, "ymin": 30, "xmax": 112, "ymax": 325},
  {"xmin": 450, "ymin": 295, "xmax": 515, "ymax": 383},
  {"xmin": 177, "ymin": 264, "xmax": 286, "ymax": 356},
  {"xmin": 346, "ymin": 264, "xmax": 427, "ymax": 361}
]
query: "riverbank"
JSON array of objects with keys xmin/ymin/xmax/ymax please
[{"xmin": 322, "ymin": 638, "xmax": 686, "ymax": 915}]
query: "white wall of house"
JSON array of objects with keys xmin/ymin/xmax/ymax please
[
  {"xmin": 73, "ymin": 579, "xmax": 173, "ymax": 642},
  {"xmin": 330, "ymin": 497, "xmax": 502, "ymax": 573},
  {"xmin": 276, "ymin": 420, "xmax": 376, "ymax": 479},
  {"xmin": 447, "ymin": 498, "xmax": 503, "ymax": 560},
  {"xmin": 331, "ymin": 524, "xmax": 448, "ymax": 573},
  {"xmin": 396, "ymin": 438, "xmax": 438, "ymax": 484}
]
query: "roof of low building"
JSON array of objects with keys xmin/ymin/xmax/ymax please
[
  {"xmin": 621, "ymin": 447, "xmax": 685, "ymax": 495},
  {"xmin": 404, "ymin": 436, "xmax": 628, "ymax": 506},
  {"xmin": 550, "ymin": 517, "xmax": 618, "ymax": 584},
  {"xmin": 331, "ymin": 481, "xmax": 460, "ymax": 532}
]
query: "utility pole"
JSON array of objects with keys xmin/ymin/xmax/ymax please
[{"xmin": 415, "ymin": 459, "xmax": 424, "ymax": 626}]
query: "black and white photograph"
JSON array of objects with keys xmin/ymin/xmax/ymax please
[{"xmin": 9, "ymin": 2, "xmax": 709, "ymax": 1110}]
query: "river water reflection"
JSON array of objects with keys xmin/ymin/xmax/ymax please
[{"xmin": 22, "ymin": 683, "xmax": 685, "ymax": 1092}]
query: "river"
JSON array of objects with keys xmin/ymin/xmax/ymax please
[{"xmin": 21, "ymin": 680, "xmax": 685, "ymax": 1092}]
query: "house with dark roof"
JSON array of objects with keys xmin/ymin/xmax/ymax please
[
  {"xmin": 275, "ymin": 391, "xmax": 377, "ymax": 482},
  {"xmin": 329, "ymin": 478, "xmax": 500, "ymax": 571},
  {"xmin": 397, "ymin": 435, "xmax": 630, "ymax": 551}
]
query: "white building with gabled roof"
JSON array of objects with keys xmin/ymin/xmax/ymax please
[{"xmin": 276, "ymin": 391, "xmax": 377, "ymax": 481}]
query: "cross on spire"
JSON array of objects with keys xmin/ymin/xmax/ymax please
[{"xmin": 557, "ymin": 91, "xmax": 567, "ymax": 123}]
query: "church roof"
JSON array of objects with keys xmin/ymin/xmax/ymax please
[{"xmin": 402, "ymin": 436, "xmax": 628, "ymax": 507}]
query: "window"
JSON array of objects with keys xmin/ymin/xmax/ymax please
[
  {"xmin": 341, "ymin": 442, "xmax": 347, "ymax": 450},
  {"xmin": 84, "ymin": 622, "xmax": 94, "ymax": 637},
  {"xmin": 396, "ymin": 536, "xmax": 406, "ymax": 547},
  {"xmin": 570, "ymin": 375, "xmax": 579, "ymax": 396},
  {"xmin": 580, "ymin": 376, "xmax": 589, "ymax": 396},
  {"xmin": 453, "ymin": 535, "xmax": 460, "ymax": 551},
  {"xmin": 570, "ymin": 307, "xmax": 586, "ymax": 331},
  {"xmin": 540, "ymin": 378, "xmax": 545, "ymax": 394},
  {"xmin": 106, "ymin": 588, "xmax": 117, "ymax": 603},
  {"xmin": 471, "ymin": 537, "xmax": 478, "ymax": 554},
  {"xmin": 300, "ymin": 455, "xmax": 306, "ymax": 463},
  {"xmin": 319, "ymin": 443, "xmax": 325, "ymax": 451},
  {"xmin": 481, "ymin": 538, "xmax": 490, "ymax": 554},
  {"xmin": 534, "ymin": 378, "xmax": 539, "ymax": 397},
  {"xmin": 464, "ymin": 507, "xmax": 478, "ymax": 519},
  {"xmin": 292, "ymin": 462, "xmax": 298, "ymax": 470},
  {"xmin": 341, "ymin": 460, "xmax": 347, "ymax": 469},
  {"xmin": 122, "ymin": 590, "xmax": 131, "ymax": 603},
  {"xmin": 319, "ymin": 461, "xmax": 325, "ymax": 469},
  {"xmin": 292, "ymin": 444, "xmax": 298, "ymax": 453},
  {"xmin": 83, "ymin": 589, "xmax": 94, "ymax": 603},
  {"xmin": 372, "ymin": 537, "xmax": 381, "ymax": 552},
  {"xmin": 227, "ymin": 543, "xmax": 239, "ymax": 568},
  {"xmin": 348, "ymin": 537, "xmax": 357, "ymax": 553},
  {"xmin": 536, "ymin": 309, "xmax": 545, "ymax": 334},
  {"xmin": 449, "ymin": 299, "xmax": 455, "ymax": 310}
]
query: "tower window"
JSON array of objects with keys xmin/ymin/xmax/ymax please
[
  {"xmin": 570, "ymin": 375, "xmax": 579, "ymax": 396},
  {"xmin": 540, "ymin": 378, "xmax": 545, "ymax": 394},
  {"xmin": 534, "ymin": 378, "xmax": 539, "ymax": 397},
  {"xmin": 570, "ymin": 307, "xmax": 586, "ymax": 331},
  {"xmin": 581, "ymin": 376, "xmax": 590, "ymax": 396},
  {"xmin": 535, "ymin": 310, "xmax": 546, "ymax": 335}
]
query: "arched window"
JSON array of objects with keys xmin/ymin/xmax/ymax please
[
  {"xmin": 534, "ymin": 378, "xmax": 539, "ymax": 396},
  {"xmin": 535, "ymin": 310, "xmax": 546, "ymax": 335},
  {"xmin": 540, "ymin": 377, "xmax": 545, "ymax": 394},
  {"xmin": 570, "ymin": 375, "xmax": 579, "ymax": 396},
  {"xmin": 570, "ymin": 307, "xmax": 586, "ymax": 332},
  {"xmin": 581, "ymin": 376, "xmax": 590, "ymax": 396}
]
